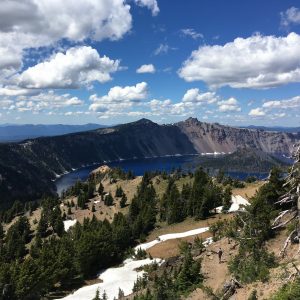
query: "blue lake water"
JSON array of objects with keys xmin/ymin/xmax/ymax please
[{"xmin": 55, "ymin": 155, "xmax": 269, "ymax": 195}]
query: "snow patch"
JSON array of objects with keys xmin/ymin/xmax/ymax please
[
  {"xmin": 215, "ymin": 195, "xmax": 250, "ymax": 213},
  {"xmin": 58, "ymin": 258, "xmax": 162, "ymax": 300},
  {"xmin": 135, "ymin": 227, "xmax": 210, "ymax": 252},
  {"xmin": 63, "ymin": 220, "xmax": 77, "ymax": 232},
  {"xmin": 59, "ymin": 225, "xmax": 211, "ymax": 299},
  {"xmin": 229, "ymin": 195, "xmax": 250, "ymax": 212}
]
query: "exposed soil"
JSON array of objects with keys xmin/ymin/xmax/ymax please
[{"xmin": 232, "ymin": 181, "xmax": 265, "ymax": 200}]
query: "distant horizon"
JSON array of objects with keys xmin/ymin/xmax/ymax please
[{"xmin": 0, "ymin": 117, "xmax": 299, "ymax": 129}]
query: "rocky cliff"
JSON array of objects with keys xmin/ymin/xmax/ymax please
[{"xmin": 176, "ymin": 118, "xmax": 298, "ymax": 155}]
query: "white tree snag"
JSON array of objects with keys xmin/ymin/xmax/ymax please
[
  {"xmin": 276, "ymin": 144, "xmax": 300, "ymax": 258},
  {"xmin": 280, "ymin": 230, "xmax": 296, "ymax": 258}
]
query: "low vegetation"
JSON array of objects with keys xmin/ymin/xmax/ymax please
[{"xmin": 0, "ymin": 159, "xmax": 298, "ymax": 299}]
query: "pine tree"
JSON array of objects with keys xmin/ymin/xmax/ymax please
[
  {"xmin": 88, "ymin": 182, "xmax": 95, "ymax": 199},
  {"xmin": 78, "ymin": 193, "xmax": 88, "ymax": 209},
  {"xmin": 175, "ymin": 247, "xmax": 202, "ymax": 291},
  {"xmin": 102, "ymin": 290, "xmax": 108, "ymax": 300},
  {"xmin": 222, "ymin": 185, "xmax": 232, "ymax": 212},
  {"xmin": 92, "ymin": 288, "xmax": 101, "ymax": 300},
  {"xmin": 118, "ymin": 288, "xmax": 125, "ymax": 299},
  {"xmin": 120, "ymin": 194, "xmax": 127, "ymax": 208},
  {"xmin": 37, "ymin": 213, "xmax": 48, "ymax": 238},
  {"xmin": 53, "ymin": 213, "xmax": 64, "ymax": 237},
  {"xmin": 104, "ymin": 193, "xmax": 114, "ymax": 206},
  {"xmin": 115, "ymin": 186, "xmax": 124, "ymax": 197},
  {"xmin": 98, "ymin": 182, "xmax": 104, "ymax": 195}
]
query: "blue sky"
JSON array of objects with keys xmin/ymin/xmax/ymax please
[{"xmin": 0, "ymin": 0, "xmax": 300, "ymax": 126}]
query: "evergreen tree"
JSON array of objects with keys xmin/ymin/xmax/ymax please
[
  {"xmin": 37, "ymin": 213, "xmax": 48, "ymax": 238},
  {"xmin": 115, "ymin": 186, "xmax": 124, "ymax": 198},
  {"xmin": 175, "ymin": 247, "xmax": 202, "ymax": 292},
  {"xmin": 120, "ymin": 194, "xmax": 127, "ymax": 208},
  {"xmin": 88, "ymin": 182, "xmax": 95, "ymax": 199},
  {"xmin": 93, "ymin": 289, "xmax": 101, "ymax": 300},
  {"xmin": 222, "ymin": 185, "xmax": 232, "ymax": 212},
  {"xmin": 98, "ymin": 182, "xmax": 104, "ymax": 195},
  {"xmin": 104, "ymin": 193, "xmax": 114, "ymax": 206},
  {"xmin": 78, "ymin": 192, "xmax": 88, "ymax": 209},
  {"xmin": 118, "ymin": 288, "xmax": 125, "ymax": 299}
]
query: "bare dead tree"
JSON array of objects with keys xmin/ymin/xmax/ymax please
[{"xmin": 274, "ymin": 144, "xmax": 300, "ymax": 257}]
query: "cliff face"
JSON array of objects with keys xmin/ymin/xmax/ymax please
[
  {"xmin": 0, "ymin": 119, "xmax": 196, "ymax": 205},
  {"xmin": 0, "ymin": 118, "xmax": 299, "ymax": 205},
  {"xmin": 176, "ymin": 118, "xmax": 299, "ymax": 155}
]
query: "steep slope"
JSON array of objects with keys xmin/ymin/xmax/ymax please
[
  {"xmin": 240, "ymin": 125, "xmax": 300, "ymax": 133},
  {"xmin": 176, "ymin": 117, "xmax": 299, "ymax": 154},
  {"xmin": 198, "ymin": 148, "xmax": 290, "ymax": 172},
  {"xmin": 0, "ymin": 119, "xmax": 196, "ymax": 205},
  {"xmin": 0, "ymin": 118, "xmax": 299, "ymax": 205}
]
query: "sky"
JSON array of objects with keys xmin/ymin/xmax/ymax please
[{"xmin": 1, "ymin": 0, "xmax": 300, "ymax": 126}]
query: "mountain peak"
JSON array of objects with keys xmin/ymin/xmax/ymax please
[{"xmin": 135, "ymin": 118, "xmax": 156, "ymax": 125}]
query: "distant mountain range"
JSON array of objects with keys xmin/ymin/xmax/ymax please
[
  {"xmin": 240, "ymin": 125, "xmax": 300, "ymax": 133},
  {"xmin": 0, "ymin": 117, "xmax": 299, "ymax": 206},
  {"xmin": 0, "ymin": 123, "xmax": 107, "ymax": 142}
]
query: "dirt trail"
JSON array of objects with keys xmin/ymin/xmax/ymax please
[{"xmin": 187, "ymin": 238, "xmax": 237, "ymax": 300}]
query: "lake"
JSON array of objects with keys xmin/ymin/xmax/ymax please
[{"xmin": 55, "ymin": 155, "xmax": 269, "ymax": 194}]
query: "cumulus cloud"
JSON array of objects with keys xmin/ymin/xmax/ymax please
[
  {"xmin": 182, "ymin": 88, "xmax": 217, "ymax": 104},
  {"xmin": 178, "ymin": 32, "xmax": 300, "ymax": 89},
  {"xmin": 217, "ymin": 98, "xmax": 241, "ymax": 112},
  {"xmin": 9, "ymin": 91, "xmax": 84, "ymax": 113},
  {"xmin": 180, "ymin": 28, "xmax": 203, "ymax": 40},
  {"xmin": 149, "ymin": 99, "xmax": 187, "ymax": 116},
  {"xmin": 248, "ymin": 108, "xmax": 266, "ymax": 117},
  {"xmin": 281, "ymin": 7, "xmax": 300, "ymax": 28},
  {"xmin": 262, "ymin": 96, "xmax": 300, "ymax": 109},
  {"xmin": 0, "ymin": 0, "xmax": 132, "ymax": 76},
  {"xmin": 17, "ymin": 46, "xmax": 120, "ymax": 89},
  {"xmin": 136, "ymin": 64, "xmax": 156, "ymax": 74},
  {"xmin": 89, "ymin": 82, "xmax": 148, "ymax": 112},
  {"xmin": 134, "ymin": 0, "xmax": 159, "ymax": 16}
]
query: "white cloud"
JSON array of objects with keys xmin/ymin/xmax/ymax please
[
  {"xmin": 281, "ymin": 7, "xmax": 300, "ymax": 28},
  {"xmin": 17, "ymin": 46, "xmax": 120, "ymax": 89},
  {"xmin": 136, "ymin": 64, "xmax": 156, "ymax": 74},
  {"xmin": 182, "ymin": 88, "xmax": 217, "ymax": 104},
  {"xmin": 180, "ymin": 28, "xmax": 203, "ymax": 40},
  {"xmin": 10, "ymin": 91, "xmax": 84, "ymax": 113},
  {"xmin": 154, "ymin": 43, "xmax": 176, "ymax": 55},
  {"xmin": 248, "ymin": 108, "xmax": 266, "ymax": 117},
  {"xmin": 262, "ymin": 96, "xmax": 300, "ymax": 109},
  {"xmin": 217, "ymin": 97, "xmax": 241, "ymax": 112},
  {"xmin": 272, "ymin": 112, "xmax": 286, "ymax": 118},
  {"xmin": 0, "ymin": 0, "xmax": 132, "ymax": 76},
  {"xmin": 178, "ymin": 32, "xmax": 300, "ymax": 89},
  {"xmin": 0, "ymin": 87, "xmax": 37, "ymax": 96},
  {"xmin": 0, "ymin": 99, "xmax": 14, "ymax": 109},
  {"xmin": 149, "ymin": 99, "xmax": 187, "ymax": 116},
  {"xmin": 89, "ymin": 82, "xmax": 148, "ymax": 112},
  {"xmin": 134, "ymin": 0, "xmax": 159, "ymax": 16}
]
